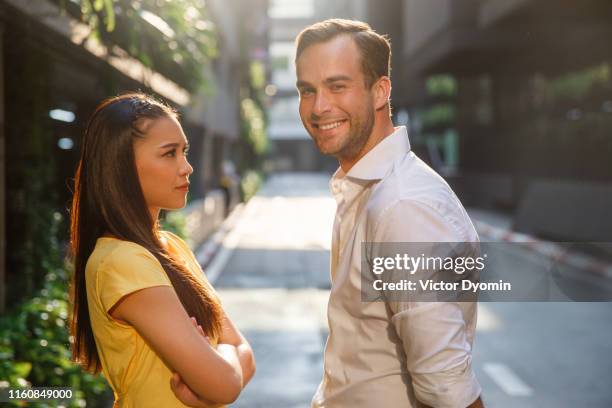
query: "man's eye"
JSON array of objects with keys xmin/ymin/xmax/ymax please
[
  {"xmin": 331, "ymin": 84, "xmax": 345, "ymax": 91},
  {"xmin": 300, "ymin": 89, "xmax": 314, "ymax": 97}
]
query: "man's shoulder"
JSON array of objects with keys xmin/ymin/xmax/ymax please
[
  {"xmin": 364, "ymin": 152, "xmax": 476, "ymax": 239},
  {"xmin": 367, "ymin": 152, "xmax": 459, "ymax": 214}
]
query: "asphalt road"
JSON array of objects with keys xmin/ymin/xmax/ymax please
[{"xmin": 212, "ymin": 173, "xmax": 612, "ymax": 408}]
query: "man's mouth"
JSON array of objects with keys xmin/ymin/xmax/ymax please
[{"xmin": 313, "ymin": 119, "xmax": 347, "ymax": 130}]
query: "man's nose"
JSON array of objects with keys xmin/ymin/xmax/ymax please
[{"xmin": 312, "ymin": 90, "xmax": 331, "ymax": 116}]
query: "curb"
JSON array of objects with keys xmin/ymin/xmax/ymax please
[
  {"xmin": 194, "ymin": 203, "xmax": 246, "ymax": 270},
  {"xmin": 474, "ymin": 220, "xmax": 612, "ymax": 280}
]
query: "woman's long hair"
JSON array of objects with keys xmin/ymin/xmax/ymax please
[{"xmin": 69, "ymin": 93, "xmax": 223, "ymax": 373}]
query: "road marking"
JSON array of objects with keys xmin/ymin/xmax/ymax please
[{"xmin": 483, "ymin": 362, "xmax": 533, "ymax": 397}]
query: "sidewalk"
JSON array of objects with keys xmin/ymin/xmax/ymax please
[{"xmin": 201, "ymin": 173, "xmax": 333, "ymax": 407}]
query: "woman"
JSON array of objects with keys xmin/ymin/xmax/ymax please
[{"xmin": 69, "ymin": 93, "xmax": 255, "ymax": 407}]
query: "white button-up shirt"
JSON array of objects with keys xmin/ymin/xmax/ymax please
[{"xmin": 312, "ymin": 126, "xmax": 482, "ymax": 408}]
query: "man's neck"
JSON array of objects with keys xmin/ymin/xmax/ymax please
[{"xmin": 339, "ymin": 117, "xmax": 396, "ymax": 173}]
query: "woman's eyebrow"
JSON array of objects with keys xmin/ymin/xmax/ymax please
[{"xmin": 159, "ymin": 141, "xmax": 190, "ymax": 149}]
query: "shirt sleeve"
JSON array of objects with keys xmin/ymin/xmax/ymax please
[
  {"xmin": 96, "ymin": 243, "xmax": 173, "ymax": 315},
  {"xmin": 372, "ymin": 199, "xmax": 482, "ymax": 408}
]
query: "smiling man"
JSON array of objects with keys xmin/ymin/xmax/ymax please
[{"xmin": 295, "ymin": 19, "xmax": 484, "ymax": 408}]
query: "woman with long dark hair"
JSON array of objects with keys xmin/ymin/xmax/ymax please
[{"xmin": 69, "ymin": 93, "xmax": 255, "ymax": 407}]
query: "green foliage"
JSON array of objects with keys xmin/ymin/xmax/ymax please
[
  {"xmin": 65, "ymin": 0, "xmax": 218, "ymax": 91},
  {"xmin": 0, "ymin": 217, "xmax": 111, "ymax": 407},
  {"xmin": 426, "ymin": 75, "xmax": 457, "ymax": 97},
  {"xmin": 249, "ymin": 61, "xmax": 266, "ymax": 91},
  {"xmin": 548, "ymin": 63, "xmax": 611, "ymax": 101},
  {"xmin": 4, "ymin": 39, "xmax": 65, "ymax": 306},
  {"xmin": 240, "ymin": 98, "xmax": 269, "ymax": 155},
  {"xmin": 417, "ymin": 103, "xmax": 456, "ymax": 129},
  {"xmin": 240, "ymin": 170, "xmax": 264, "ymax": 202},
  {"xmin": 160, "ymin": 210, "xmax": 189, "ymax": 240},
  {"xmin": 80, "ymin": 0, "xmax": 115, "ymax": 31},
  {"xmin": 249, "ymin": 61, "xmax": 267, "ymax": 102}
]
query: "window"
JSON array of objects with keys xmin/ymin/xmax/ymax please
[{"xmin": 269, "ymin": 0, "xmax": 314, "ymax": 19}]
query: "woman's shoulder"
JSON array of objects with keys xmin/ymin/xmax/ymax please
[
  {"xmin": 89, "ymin": 237, "xmax": 172, "ymax": 314},
  {"xmin": 96, "ymin": 236, "xmax": 154, "ymax": 256},
  {"xmin": 91, "ymin": 232, "xmax": 191, "ymax": 272},
  {"xmin": 92, "ymin": 237, "xmax": 161, "ymax": 275}
]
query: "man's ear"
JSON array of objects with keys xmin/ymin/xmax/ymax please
[{"xmin": 372, "ymin": 76, "xmax": 391, "ymax": 111}]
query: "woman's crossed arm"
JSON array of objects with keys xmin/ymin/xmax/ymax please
[{"xmin": 110, "ymin": 286, "xmax": 246, "ymax": 405}]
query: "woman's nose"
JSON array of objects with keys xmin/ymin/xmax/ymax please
[{"xmin": 180, "ymin": 157, "xmax": 193, "ymax": 175}]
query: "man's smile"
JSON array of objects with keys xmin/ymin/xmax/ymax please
[{"xmin": 312, "ymin": 119, "xmax": 348, "ymax": 131}]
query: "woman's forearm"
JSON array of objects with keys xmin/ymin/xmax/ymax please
[
  {"xmin": 218, "ymin": 311, "xmax": 256, "ymax": 384},
  {"xmin": 216, "ymin": 344, "xmax": 243, "ymax": 383},
  {"xmin": 235, "ymin": 343, "xmax": 256, "ymax": 385}
]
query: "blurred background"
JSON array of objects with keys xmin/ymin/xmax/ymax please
[{"xmin": 0, "ymin": 0, "xmax": 611, "ymax": 407}]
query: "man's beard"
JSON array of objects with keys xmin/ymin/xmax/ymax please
[{"xmin": 313, "ymin": 102, "xmax": 375, "ymax": 160}]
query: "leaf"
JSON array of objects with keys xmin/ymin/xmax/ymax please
[
  {"xmin": 104, "ymin": 0, "xmax": 116, "ymax": 32},
  {"xmin": 12, "ymin": 362, "xmax": 32, "ymax": 378},
  {"xmin": 93, "ymin": 0, "xmax": 104, "ymax": 12}
]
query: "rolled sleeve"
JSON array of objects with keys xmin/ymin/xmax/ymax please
[
  {"xmin": 372, "ymin": 200, "xmax": 481, "ymax": 407},
  {"xmin": 391, "ymin": 303, "xmax": 481, "ymax": 408}
]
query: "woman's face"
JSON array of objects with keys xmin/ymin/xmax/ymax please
[{"xmin": 133, "ymin": 115, "xmax": 193, "ymax": 221}]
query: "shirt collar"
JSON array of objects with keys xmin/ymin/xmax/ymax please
[
  {"xmin": 346, "ymin": 126, "xmax": 411, "ymax": 181},
  {"xmin": 329, "ymin": 126, "xmax": 411, "ymax": 199}
]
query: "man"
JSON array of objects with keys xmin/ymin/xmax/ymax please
[{"xmin": 295, "ymin": 19, "xmax": 484, "ymax": 408}]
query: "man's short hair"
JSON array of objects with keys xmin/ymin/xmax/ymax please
[{"xmin": 295, "ymin": 19, "xmax": 391, "ymax": 89}]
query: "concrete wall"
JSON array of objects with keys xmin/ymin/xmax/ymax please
[
  {"xmin": 402, "ymin": 0, "xmax": 452, "ymax": 55},
  {"xmin": 446, "ymin": 173, "xmax": 516, "ymax": 210},
  {"xmin": 185, "ymin": 0, "xmax": 242, "ymax": 139},
  {"xmin": 514, "ymin": 180, "xmax": 612, "ymax": 241},
  {"xmin": 479, "ymin": 0, "xmax": 532, "ymax": 27}
]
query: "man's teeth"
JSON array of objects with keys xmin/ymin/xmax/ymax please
[{"xmin": 319, "ymin": 121, "xmax": 343, "ymax": 130}]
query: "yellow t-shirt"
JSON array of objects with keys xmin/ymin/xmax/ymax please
[{"xmin": 85, "ymin": 230, "xmax": 217, "ymax": 408}]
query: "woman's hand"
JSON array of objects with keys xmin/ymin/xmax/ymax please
[{"xmin": 171, "ymin": 372, "xmax": 218, "ymax": 408}]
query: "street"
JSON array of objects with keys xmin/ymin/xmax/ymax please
[{"xmin": 212, "ymin": 173, "xmax": 612, "ymax": 408}]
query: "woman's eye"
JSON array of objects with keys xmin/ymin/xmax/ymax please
[{"xmin": 164, "ymin": 150, "xmax": 176, "ymax": 157}]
